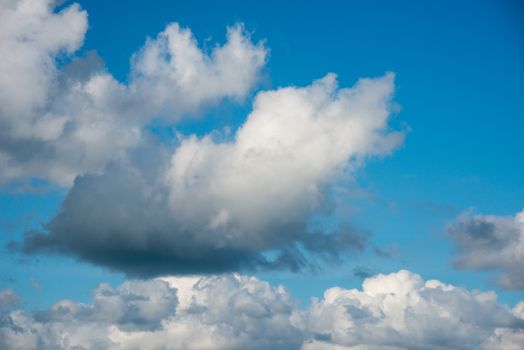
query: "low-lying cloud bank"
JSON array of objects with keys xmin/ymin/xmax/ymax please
[
  {"xmin": 1, "ymin": 270, "xmax": 523, "ymax": 350},
  {"xmin": 448, "ymin": 208, "xmax": 524, "ymax": 290}
]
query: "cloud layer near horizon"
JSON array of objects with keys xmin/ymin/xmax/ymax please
[{"xmin": 1, "ymin": 270, "xmax": 523, "ymax": 350}]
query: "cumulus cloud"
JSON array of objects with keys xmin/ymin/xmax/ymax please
[
  {"xmin": 0, "ymin": 275, "xmax": 302, "ymax": 350},
  {"xmin": 302, "ymin": 270, "xmax": 524, "ymax": 350},
  {"xmin": 131, "ymin": 22, "xmax": 267, "ymax": 116},
  {"xmin": 0, "ymin": 280, "xmax": 178, "ymax": 350},
  {"xmin": 165, "ymin": 73, "xmax": 402, "ymax": 249},
  {"xmin": 1, "ymin": 271, "xmax": 523, "ymax": 350},
  {"xmin": 3, "ymin": 0, "xmax": 402, "ymax": 277},
  {"xmin": 447, "ymin": 208, "xmax": 524, "ymax": 290},
  {"xmin": 0, "ymin": 0, "xmax": 267, "ymax": 186},
  {"xmin": 16, "ymin": 73, "xmax": 402, "ymax": 276}
]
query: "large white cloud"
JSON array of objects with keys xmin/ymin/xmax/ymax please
[
  {"xmin": 302, "ymin": 270, "xmax": 524, "ymax": 350},
  {"xmin": 0, "ymin": 279, "xmax": 179, "ymax": 350},
  {"xmin": 0, "ymin": 0, "xmax": 267, "ymax": 186},
  {"xmin": 0, "ymin": 275, "xmax": 302, "ymax": 350},
  {"xmin": 4, "ymin": 0, "xmax": 401, "ymax": 277},
  {"xmin": 1, "ymin": 271, "xmax": 522, "ymax": 350},
  {"xmin": 448, "ymin": 208, "xmax": 524, "ymax": 290},
  {"xmin": 165, "ymin": 73, "xmax": 403, "ymax": 251},
  {"xmin": 17, "ymin": 73, "xmax": 402, "ymax": 276},
  {"xmin": 0, "ymin": 288, "xmax": 19, "ymax": 309}
]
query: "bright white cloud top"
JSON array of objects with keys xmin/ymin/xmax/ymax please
[{"xmin": 1, "ymin": 271, "xmax": 523, "ymax": 350}]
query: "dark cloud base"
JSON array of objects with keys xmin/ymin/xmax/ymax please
[
  {"xmin": 7, "ymin": 162, "xmax": 368, "ymax": 277},
  {"xmin": 13, "ymin": 230, "xmax": 366, "ymax": 277}
]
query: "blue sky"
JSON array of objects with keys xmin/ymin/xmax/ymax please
[{"xmin": 1, "ymin": 1, "xmax": 523, "ymax": 349}]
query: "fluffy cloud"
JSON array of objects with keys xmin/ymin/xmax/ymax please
[
  {"xmin": 165, "ymin": 73, "xmax": 402, "ymax": 251},
  {"xmin": 17, "ymin": 73, "xmax": 401, "ymax": 276},
  {"xmin": 302, "ymin": 270, "xmax": 524, "ymax": 350},
  {"xmin": 131, "ymin": 22, "xmax": 267, "ymax": 116},
  {"xmin": 0, "ymin": 0, "xmax": 267, "ymax": 186},
  {"xmin": 447, "ymin": 208, "xmax": 524, "ymax": 290},
  {"xmin": 116, "ymin": 275, "xmax": 303, "ymax": 350},
  {"xmin": 0, "ymin": 275, "xmax": 302, "ymax": 350},
  {"xmin": 0, "ymin": 280, "xmax": 178, "ymax": 350},
  {"xmin": 0, "ymin": 0, "xmax": 87, "ymax": 122},
  {"xmin": 1, "ymin": 271, "xmax": 523, "ymax": 350},
  {"xmin": 3, "ymin": 0, "xmax": 401, "ymax": 277}
]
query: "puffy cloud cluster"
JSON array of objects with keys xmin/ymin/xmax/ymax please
[
  {"xmin": 132, "ymin": 22, "xmax": 267, "ymax": 116},
  {"xmin": 302, "ymin": 270, "xmax": 524, "ymax": 350},
  {"xmin": 0, "ymin": 275, "xmax": 302, "ymax": 350},
  {"xmin": 3, "ymin": 2, "xmax": 521, "ymax": 350},
  {"xmin": 448, "ymin": 208, "xmax": 524, "ymax": 290},
  {"xmin": 0, "ymin": 0, "xmax": 87, "ymax": 124},
  {"xmin": 3, "ymin": 0, "xmax": 404, "ymax": 276},
  {"xmin": 1, "ymin": 270, "xmax": 523, "ymax": 350},
  {"xmin": 165, "ymin": 73, "xmax": 402, "ymax": 250},
  {"xmin": 0, "ymin": 279, "xmax": 178, "ymax": 349},
  {"xmin": 0, "ymin": 0, "xmax": 267, "ymax": 186},
  {"xmin": 17, "ymin": 73, "xmax": 401, "ymax": 276}
]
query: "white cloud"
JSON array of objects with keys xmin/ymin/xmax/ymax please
[
  {"xmin": 448, "ymin": 208, "xmax": 524, "ymax": 290},
  {"xmin": 166, "ymin": 73, "xmax": 403, "ymax": 251},
  {"xmin": 131, "ymin": 23, "xmax": 268, "ymax": 117},
  {"xmin": 4, "ymin": 0, "xmax": 400, "ymax": 278},
  {"xmin": 112, "ymin": 275, "xmax": 303, "ymax": 350},
  {"xmin": 18, "ymin": 73, "xmax": 401, "ymax": 275},
  {"xmin": 0, "ymin": 1, "xmax": 267, "ymax": 186},
  {"xmin": 0, "ymin": 275, "xmax": 302, "ymax": 350},
  {"xmin": 0, "ymin": 0, "xmax": 87, "ymax": 124},
  {"xmin": 303, "ymin": 270, "xmax": 524, "ymax": 350},
  {"xmin": 1, "ymin": 271, "xmax": 522, "ymax": 350}
]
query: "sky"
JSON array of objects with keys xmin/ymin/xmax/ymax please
[{"xmin": 0, "ymin": 0, "xmax": 523, "ymax": 349}]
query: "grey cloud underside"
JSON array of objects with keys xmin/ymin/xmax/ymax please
[
  {"xmin": 15, "ymin": 163, "xmax": 367, "ymax": 276},
  {"xmin": 1, "ymin": 271, "xmax": 523, "ymax": 350},
  {"xmin": 4, "ymin": 0, "xmax": 397, "ymax": 276},
  {"xmin": 13, "ymin": 71, "xmax": 401, "ymax": 276},
  {"xmin": 448, "ymin": 209, "xmax": 524, "ymax": 290}
]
